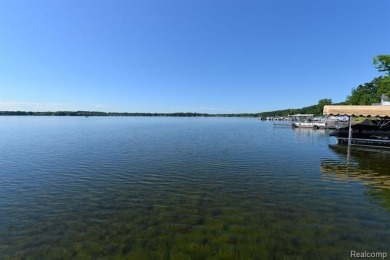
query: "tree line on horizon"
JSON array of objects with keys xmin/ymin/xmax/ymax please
[
  {"xmin": 259, "ymin": 55, "xmax": 390, "ymax": 118},
  {"xmin": 1, "ymin": 55, "xmax": 388, "ymax": 118},
  {"xmin": 0, "ymin": 110, "xmax": 263, "ymax": 118}
]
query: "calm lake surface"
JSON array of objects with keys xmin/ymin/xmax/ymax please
[{"xmin": 1, "ymin": 117, "xmax": 390, "ymax": 259}]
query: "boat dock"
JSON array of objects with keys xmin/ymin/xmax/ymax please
[
  {"xmin": 323, "ymin": 105, "xmax": 390, "ymax": 148},
  {"xmin": 268, "ymin": 114, "xmax": 348, "ymax": 129}
]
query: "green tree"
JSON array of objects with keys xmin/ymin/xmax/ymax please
[
  {"xmin": 316, "ymin": 98, "xmax": 332, "ymax": 114},
  {"xmin": 346, "ymin": 78, "xmax": 381, "ymax": 105},
  {"xmin": 373, "ymin": 55, "xmax": 390, "ymax": 75},
  {"xmin": 377, "ymin": 76, "xmax": 390, "ymax": 97},
  {"xmin": 373, "ymin": 55, "xmax": 390, "ymax": 97}
]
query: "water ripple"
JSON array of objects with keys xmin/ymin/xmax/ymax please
[{"xmin": 1, "ymin": 117, "xmax": 390, "ymax": 258}]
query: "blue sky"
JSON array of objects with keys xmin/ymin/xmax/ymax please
[{"xmin": 1, "ymin": 0, "xmax": 389, "ymax": 113}]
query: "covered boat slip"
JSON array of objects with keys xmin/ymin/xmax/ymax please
[{"xmin": 323, "ymin": 105, "xmax": 390, "ymax": 147}]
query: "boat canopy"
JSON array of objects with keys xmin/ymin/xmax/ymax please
[
  {"xmin": 290, "ymin": 114, "xmax": 314, "ymax": 117},
  {"xmin": 323, "ymin": 105, "xmax": 390, "ymax": 117}
]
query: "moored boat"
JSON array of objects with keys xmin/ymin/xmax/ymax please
[
  {"xmin": 329, "ymin": 119, "xmax": 390, "ymax": 147},
  {"xmin": 290, "ymin": 114, "xmax": 345, "ymax": 129},
  {"xmin": 292, "ymin": 121, "xmax": 325, "ymax": 129}
]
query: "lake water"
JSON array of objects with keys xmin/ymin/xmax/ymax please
[{"xmin": 1, "ymin": 117, "xmax": 389, "ymax": 259}]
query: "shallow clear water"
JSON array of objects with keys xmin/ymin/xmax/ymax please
[{"xmin": 0, "ymin": 117, "xmax": 389, "ymax": 259}]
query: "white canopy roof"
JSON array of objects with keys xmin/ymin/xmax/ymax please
[{"xmin": 290, "ymin": 114, "xmax": 314, "ymax": 117}]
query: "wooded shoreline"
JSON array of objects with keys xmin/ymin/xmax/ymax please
[{"xmin": 0, "ymin": 111, "xmax": 262, "ymax": 117}]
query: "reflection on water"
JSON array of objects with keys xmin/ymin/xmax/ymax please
[
  {"xmin": 321, "ymin": 145, "xmax": 390, "ymax": 210},
  {"xmin": 321, "ymin": 145, "xmax": 390, "ymax": 186},
  {"xmin": 1, "ymin": 118, "xmax": 390, "ymax": 258},
  {"xmin": 292, "ymin": 127, "xmax": 334, "ymax": 140}
]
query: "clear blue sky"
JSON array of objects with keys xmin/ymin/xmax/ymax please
[{"xmin": 1, "ymin": 0, "xmax": 389, "ymax": 113}]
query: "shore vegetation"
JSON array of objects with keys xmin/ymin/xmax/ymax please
[{"xmin": 1, "ymin": 55, "xmax": 389, "ymax": 118}]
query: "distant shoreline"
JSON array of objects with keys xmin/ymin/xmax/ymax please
[{"xmin": 0, "ymin": 111, "xmax": 261, "ymax": 118}]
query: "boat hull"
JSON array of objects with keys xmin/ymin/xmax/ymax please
[
  {"xmin": 292, "ymin": 122, "xmax": 325, "ymax": 129},
  {"xmin": 329, "ymin": 119, "xmax": 390, "ymax": 147}
]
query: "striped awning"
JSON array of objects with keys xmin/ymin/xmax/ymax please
[{"xmin": 323, "ymin": 105, "xmax": 390, "ymax": 117}]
